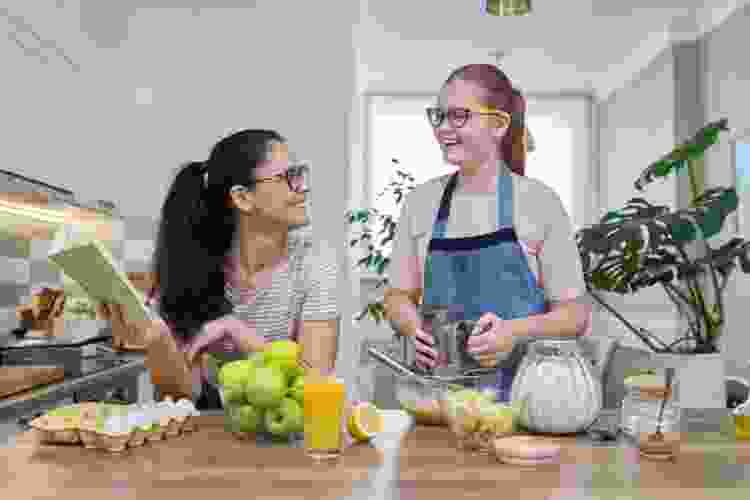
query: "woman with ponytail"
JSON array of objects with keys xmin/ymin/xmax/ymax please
[
  {"xmin": 142, "ymin": 130, "xmax": 340, "ymax": 409},
  {"xmin": 384, "ymin": 65, "xmax": 591, "ymax": 402}
]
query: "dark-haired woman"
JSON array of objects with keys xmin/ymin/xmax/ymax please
[
  {"xmin": 384, "ymin": 65, "xmax": 592, "ymax": 401},
  {"xmin": 141, "ymin": 130, "xmax": 340, "ymax": 409}
]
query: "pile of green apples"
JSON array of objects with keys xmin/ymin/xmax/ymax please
[{"xmin": 217, "ymin": 340, "xmax": 306, "ymax": 439}]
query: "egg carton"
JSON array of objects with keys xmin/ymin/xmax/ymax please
[{"xmin": 29, "ymin": 397, "xmax": 200, "ymax": 453}]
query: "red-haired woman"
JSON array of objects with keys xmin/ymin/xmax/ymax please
[{"xmin": 385, "ymin": 64, "xmax": 592, "ymax": 401}]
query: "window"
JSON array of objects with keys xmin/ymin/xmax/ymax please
[
  {"xmin": 367, "ymin": 96, "xmax": 456, "ymax": 218},
  {"xmin": 366, "ymin": 94, "xmax": 594, "ymax": 230},
  {"xmin": 734, "ymin": 138, "xmax": 750, "ymax": 234}
]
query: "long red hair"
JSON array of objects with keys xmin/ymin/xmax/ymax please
[{"xmin": 442, "ymin": 64, "xmax": 527, "ymax": 176}]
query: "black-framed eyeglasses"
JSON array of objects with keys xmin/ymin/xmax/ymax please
[
  {"xmin": 425, "ymin": 107, "xmax": 510, "ymax": 129},
  {"xmin": 255, "ymin": 164, "xmax": 310, "ymax": 192}
]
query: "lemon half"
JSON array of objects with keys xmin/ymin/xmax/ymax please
[{"xmin": 347, "ymin": 402, "xmax": 383, "ymax": 441}]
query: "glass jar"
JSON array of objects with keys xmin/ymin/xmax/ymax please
[{"xmin": 620, "ymin": 385, "xmax": 680, "ymax": 438}]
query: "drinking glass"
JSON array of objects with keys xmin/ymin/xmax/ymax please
[{"xmin": 303, "ymin": 374, "xmax": 346, "ymax": 460}]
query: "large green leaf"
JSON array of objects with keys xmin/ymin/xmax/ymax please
[
  {"xmin": 576, "ymin": 188, "xmax": 738, "ymax": 294},
  {"xmin": 633, "ymin": 119, "xmax": 729, "ymax": 191}
]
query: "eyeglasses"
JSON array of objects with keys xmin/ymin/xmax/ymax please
[
  {"xmin": 255, "ymin": 164, "xmax": 310, "ymax": 192},
  {"xmin": 425, "ymin": 107, "xmax": 510, "ymax": 129}
]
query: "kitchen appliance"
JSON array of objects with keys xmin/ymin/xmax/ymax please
[
  {"xmin": 510, "ymin": 338, "xmax": 602, "ymax": 434},
  {"xmin": 1, "ymin": 346, "xmax": 128, "ymax": 378},
  {"xmin": 1, "ymin": 325, "xmax": 118, "ymax": 379},
  {"xmin": 396, "ymin": 304, "xmax": 496, "ymax": 378},
  {"xmin": 0, "ymin": 324, "xmax": 111, "ymax": 350}
]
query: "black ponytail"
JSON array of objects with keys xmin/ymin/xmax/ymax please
[{"xmin": 152, "ymin": 130, "xmax": 285, "ymax": 339}]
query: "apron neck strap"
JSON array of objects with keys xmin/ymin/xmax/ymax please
[{"xmin": 435, "ymin": 166, "xmax": 512, "ymax": 224}]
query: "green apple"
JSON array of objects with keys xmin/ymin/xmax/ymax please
[
  {"xmin": 288, "ymin": 375, "xmax": 304, "ymax": 405},
  {"xmin": 287, "ymin": 364, "xmax": 306, "ymax": 382},
  {"xmin": 223, "ymin": 383, "xmax": 247, "ymax": 404},
  {"xmin": 264, "ymin": 398, "xmax": 304, "ymax": 436},
  {"xmin": 290, "ymin": 364, "xmax": 307, "ymax": 378},
  {"xmin": 262, "ymin": 340, "xmax": 301, "ymax": 378},
  {"xmin": 218, "ymin": 359, "xmax": 251, "ymax": 387},
  {"xmin": 237, "ymin": 404, "xmax": 264, "ymax": 434},
  {"xmin": 245, "ymin": 366, "xmax": 286, "ymax": 409},
  {"xmin": 247, "ymin": 352, "xmax": 266, "ymax": 369}
]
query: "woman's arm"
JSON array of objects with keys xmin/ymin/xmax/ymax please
[
  {"xmin": 139, "ymin": 288, "xmax": 199, "ymax": 401},
  {"xmin": 522, "ymin": 181, "xmax": 590, "ymax": 340},
  {"xmin": 143, "ymin": 319, "xmax": 195, "ymax": 400},
  {"xmin": 384, "ymin": 288, "xmax": 422, "ymax": 337},
  {"xmin": 510, "ymin": 298, "xmax": 591, "ymax": 340},
  {"xmin": 383, "ymin": 189, "xmax": 424, "ymax": 338}
]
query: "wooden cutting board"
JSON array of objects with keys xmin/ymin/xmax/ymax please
[{"xmin": 0, "ymin": 366, "xmax": 65, "ymax": 399}]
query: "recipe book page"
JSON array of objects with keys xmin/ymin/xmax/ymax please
[{"xmin": 48, "ymin": 228, "xmax": 153, "ymax": 327}]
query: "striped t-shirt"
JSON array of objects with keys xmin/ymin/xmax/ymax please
[{"xmin": 146, "ymin": 243, "xmax": 339, "ymax": 397}]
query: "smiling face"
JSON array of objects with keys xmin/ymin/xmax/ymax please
[
  {"xmin": 433, "ymin": 79, "xmax": 510, "ymax": 169},
  {"xmin": 230, "ymin": 141, "xmax": 309, "ymax": 229}
]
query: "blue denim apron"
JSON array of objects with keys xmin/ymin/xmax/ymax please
[{"xmin": 422, "ymin": 167, "xmax": 547, "ymax": 402}]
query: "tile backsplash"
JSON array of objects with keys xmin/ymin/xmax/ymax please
[
  {"xmin": 0, "ymin": 215, "xmax": 159, "ymax": 334},
  {"xmin": 0, "ymin": 215, "xmax": 314, "ymax": 335}
]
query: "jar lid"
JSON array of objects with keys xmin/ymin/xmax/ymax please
[{"xmin": 636, "ymin": 385, "xmax": 673, "ymax": 401}]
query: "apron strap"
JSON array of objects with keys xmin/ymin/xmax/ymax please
[
  {"xmin": 435, "ymin": 173, "xmax": 460, "ymax": 223},
  {"xmin": 496, "ymin": 166, "xmax": 514, "ymax": 228}
]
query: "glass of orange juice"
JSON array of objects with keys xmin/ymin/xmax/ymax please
[{"xmin": 304, "ymin": 374, "xmax": 346, "ymax": 460}]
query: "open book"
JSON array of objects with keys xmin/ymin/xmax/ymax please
[{"xmin": 48, "ymin": 227, "xmax": 153, "ymax": 327}]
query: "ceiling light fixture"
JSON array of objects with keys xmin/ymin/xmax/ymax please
[
  {"xmin": 489, "ymin": 50, "xmax": 506, "ymax": 64},
  {"xmin": 482, "ymin": 0, "xmax": 531, "ymax": 17}
]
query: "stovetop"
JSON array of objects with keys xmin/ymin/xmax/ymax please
[
  {"xmin": 0, "ymin": 326, "xmax": 111, "ymax": 350},
  {"xmin": 75, "ymin": 355, "xmax": 130, "ymax": 378},
  {"xmin": 0, "ymin": 344, "xmax": 131, "ymax": 378}
]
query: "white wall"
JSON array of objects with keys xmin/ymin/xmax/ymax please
[
  {"xmin": 594, "ymin": 3, "xmax": 750, "ymax": 380},
  {"xmin": 1, "ymin": 2, "xmax": 356, "ymax": 246},
  {"xmin": 703, "ymin": 4, "xmax": 750, "ymax": 376},
  {"xmin": 593, "ymin": 47, "xmax": 679, "ymax": 358}
]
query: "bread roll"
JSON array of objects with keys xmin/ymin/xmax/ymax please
[{"xmin": 493, "ymin": 435, "xmax": 562, "ymax": 466}]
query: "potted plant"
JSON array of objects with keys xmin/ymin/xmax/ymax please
[
  {"xmin": 345, "ymin": 159, "xmax": 417, "ymax": 324},
  {"xmin": 576, "ymin": 118, "xmax": 750, "ymax": 410}
]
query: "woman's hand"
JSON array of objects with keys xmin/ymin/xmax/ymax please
[
  {"xmin": 186, "ymin": 316, "xmax": 267, "ymax": 366},
  {"xmin": 413, "ymin": 329, "xmax": 439, "ymax": 371},
  {"xmin": 465, "ymin": 313, "xmax": 515, "ymax": 364}
]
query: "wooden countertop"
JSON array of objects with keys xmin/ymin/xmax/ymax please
[
  {"xmin": 4, "ymin": 415, "xmax": 750, "ymax": 499},
  {"xmin": 399, "ymin": 425, "xmax": 750, "ymax": 499},
  {"xmin": 1, "ymin": 415, "xmax": 384, "ymax": 500}
]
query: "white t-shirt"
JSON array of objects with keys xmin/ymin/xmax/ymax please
[
  {"xmin": 148, "ymin": 239, "xmax": 339, "ymax": 398},
  {"xmin": 388, "ymin": 162, "xmax": 586, "ymax": 305},
  {"xmin": 225, "ymin": 243, "xmax": 340, "ymax": 339}
]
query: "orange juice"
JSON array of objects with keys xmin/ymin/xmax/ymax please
[{"xmin": 304, "ymin": 375, "xmax": 346, "ymax": 459}]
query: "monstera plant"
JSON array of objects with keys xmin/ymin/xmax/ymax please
[
  {"xmin": 576, "ymin": 118, "xmax": 750, "ymax": 354},
  {"xmin": 346, "ymin": 159, "xmax": 417, "ymax": 324}
]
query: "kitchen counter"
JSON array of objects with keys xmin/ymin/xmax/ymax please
[
  {"xmin": 399, "ymin": 425, "xmax": 750, "ymax": 499},
  {"xmin": 2, "ymin": 410, "xmax": 750, "ymax": 499},
  {"xmin": 2, "ymin": 411, "xmax": 387, "ymax": 500}
]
